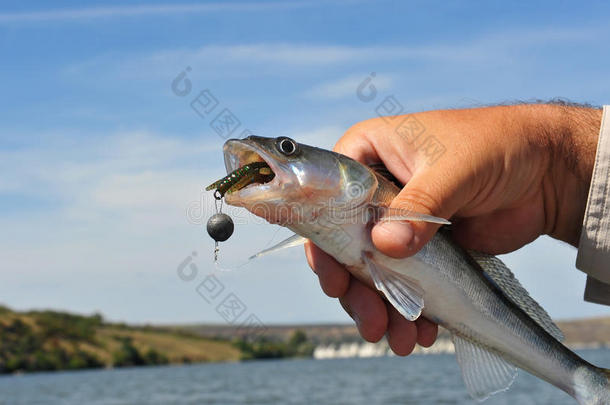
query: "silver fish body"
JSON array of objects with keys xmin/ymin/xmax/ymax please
[{"xmin": 222, "ymin": 136, "xmax": 610, "ymax": 404}]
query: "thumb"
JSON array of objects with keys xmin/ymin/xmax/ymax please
[{"xmin": 371, "ymin": 162, "xmax": 468, "ymax": 258}]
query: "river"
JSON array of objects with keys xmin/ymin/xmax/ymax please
[{"xmin": 1, "ymin": 349, "xmax": 609, "ymax": 404}]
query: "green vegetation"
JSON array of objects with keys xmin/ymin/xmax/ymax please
[
  {"xmin": 0, "ymin": 306, "xmax": 326, "ymax": 374},
  {"xmin": 0, "ymin": 305, "xmax": 240, "ymax": 374},
  {"xmin": 112, "ymin": 337, "xmax": 168, "ymax": 367},
  {"xmin": 233, "ymin": 329, "xmax": 315, "ymax": 360},
  {"xmin": 28, "ymin": 310, "xmax": 103, "ymax": 342},
  {"xmin": 0, "ymin": 316, "xmax": 104, "ymax": 373}
]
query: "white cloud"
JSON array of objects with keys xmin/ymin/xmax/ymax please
[
  {"xmin": 0, "ymin": 2, "xmax": 323, "ymax": 24},
  {"xmin": 0, "ymin": 126, "xmax": 349, "ymax": 322},
  {"xmin": 0, "ymin": 130, "xmax": 222, "ymax": 230},
  {"xmin": 63, "ymin": 26, "xmax": 602, "ymax": 83},
  {"xmin": 4, "ymin": 20, "xmax": 609, "ymax": 323},
  {"xmin": 68, "ymin": 44, "xmax": 388, "ymax": 80},
  {"xmin": 303, "ymin": 73, "xmax": 394, "ymax": 100}
]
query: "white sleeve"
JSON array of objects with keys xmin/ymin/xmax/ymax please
[{"xmin": 576, "ymin": 105, "xmax": 610, "ymax": 305}]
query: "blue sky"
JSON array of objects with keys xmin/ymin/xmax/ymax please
[{"xmin": 1, "ymin": 0, "xmax": 610, "ymax": 325}]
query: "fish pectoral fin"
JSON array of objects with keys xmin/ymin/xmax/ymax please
[
  {"xmin": 373, "ymin": 206, "xmax": 451, "ymax": 225},
  {"xmin": 248, "ymin": 234, "xmax": 307, "ymax": 260},
  {"xmin": 363, "ymin": 254, "xmax": 424, "ymax": 321},
  {"xmin": 452, "ymin": 334, "xmax": 517, "ymax": 401}
]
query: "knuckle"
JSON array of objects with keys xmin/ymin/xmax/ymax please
[
  {"xmin": 335, "ymin": 118, "xmax": 384, "ymax": 154},
  {"xmin": 395, "ymin": 186, "xmax": 444, "ymax": 217},
  {"xmin": 343, "ymin": 117, "xmax": 380, "ymax": 138},
  {"xmin": 320, "ymin": 280, "xmax": 342, "ymax": 298}
]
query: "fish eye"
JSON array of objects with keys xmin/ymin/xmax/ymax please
[{"xmin": 276, "ymin": 137, "xmax": 298, "ymax": 156}]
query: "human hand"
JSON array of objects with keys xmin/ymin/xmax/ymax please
[{"xmin": 306, "ymin": 103, "xmax": 601, "ymax": 354}]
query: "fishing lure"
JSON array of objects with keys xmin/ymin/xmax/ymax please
[
  {"xmin": 205, "ymin": 161, "xmax": 274, "ymax": 199},
  {"xmin": 205, "ymin": 161, "xmax": 275, "ymax": 263}
]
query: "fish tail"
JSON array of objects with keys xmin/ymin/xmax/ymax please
[{"xmin": 573, "ymin": 365, "xmax": 610, "ymax": 405}]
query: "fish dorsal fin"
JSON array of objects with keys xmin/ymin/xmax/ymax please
[
  {"xmin": 468, "ymin": 251, "xmax": 564, "ymax": 341},
  {"xmin": 248, "ymin": 234, "xmax": 307, "ymax": 260},
  {"xmin": 452, "ymin": 333, "xmax": 517, "ymax": 401},
  {"xmin": 363, "ymin": 254, "xmax": 424, "ymax": 321}
]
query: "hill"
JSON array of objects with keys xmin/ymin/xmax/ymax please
[
  {"xmin": 557, "ymin": 317, "xmax": 610, "ymax": 347},
  {"xmin": 3, "ymin": 303, "xmax": 609, "ymax": 374},
  {"xmin": 181, "ymin": 317, "xmax": 610, "ymax": 348},
  {"xmin": 0, "ymin": 305, "xmax": 240, "ymax": 374}
]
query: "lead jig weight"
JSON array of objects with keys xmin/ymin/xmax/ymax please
[{"xmin": 206, "ymin": 193, "xmax": 234, "ymax": 262}]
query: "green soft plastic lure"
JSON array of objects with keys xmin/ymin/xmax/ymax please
[{"xmin": 206, "ymin": 161, "xmax": 274, "ymax": 198}]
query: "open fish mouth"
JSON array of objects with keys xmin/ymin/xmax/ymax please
[{"xmin": 206, "ymin": 139, "xmax": 282, "ymax": 199}]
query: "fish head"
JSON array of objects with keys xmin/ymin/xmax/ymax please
[{"xmin": 222, "ymin": 136, "xmax": 377, "ymax": 225}]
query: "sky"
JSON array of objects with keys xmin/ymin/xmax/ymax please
[{"xmin": 1, "ymin": 0, "xmax": 610, "ymax": 326}]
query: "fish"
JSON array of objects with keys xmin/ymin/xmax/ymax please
[{"xmin": 218, "ymin": 135, "xmax": 610, "ymax": 404}]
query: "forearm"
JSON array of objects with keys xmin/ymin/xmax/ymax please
[
  {"xmin": 550, "ymin": 103, "xmax": 601, "ymax": 184},
  {"xmin": 519, "ymin": 103, "xmax": 602, "ymax": 246}
]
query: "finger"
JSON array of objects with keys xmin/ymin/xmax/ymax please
[
  {"xmin": 415, "ymin": 317, "xmax": 438, "ymax": 348},
  {"xmin": 304, "ymin": 241, "xmax": 350, "ymax": 298},
  {"xmin": 339, "ymin": 279, "xmax": 388, "ymax": 343},
  {"xmin": 338, "ymin": 117, "xmax": 469, "ymax": 258},
  {"xmin": 335, "ymin": 117, "xmax": 417, "ymax": 183},
  {"xmin": 386, "ymin": 306, "xmax": 417, "ymax": 356},
  {"xmin": 371, "ymin": 161, "xmax": 469, "ymax": 258},
  {"xmin": 334, "ymin": 119, "xmax": 382, "ymax": 164}
]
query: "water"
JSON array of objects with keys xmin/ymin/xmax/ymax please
[{"xmin": 1, "ymin": 349, "xmax": 609, "ymax": 405}]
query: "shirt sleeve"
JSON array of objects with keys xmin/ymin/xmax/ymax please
[{"xmin": 576, "ymin": 105, "xmax": 610, "ymax": 305}]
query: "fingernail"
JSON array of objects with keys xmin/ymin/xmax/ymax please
[
  {"xmin": 376, "ymin": 221, "xmax": 414, "ymax": 246},
  {"xmin": 352, "ymin": 312, "xmax": 361, "ymax": 327},
  {"xmin": 407, "ymin": 234, "xmax": 420, "ymax": 251}
]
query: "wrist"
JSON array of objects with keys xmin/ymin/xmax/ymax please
[{"xmin": 523, "ymin": 103, "xmax": 602, "ymax": 246}]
